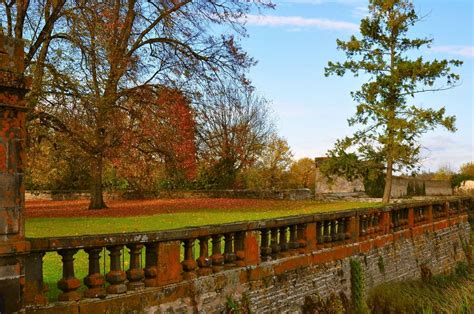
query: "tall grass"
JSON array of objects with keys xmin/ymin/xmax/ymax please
[{"xmin": 368, "ymin": 262, "xmax": 473, "ymax": 313}]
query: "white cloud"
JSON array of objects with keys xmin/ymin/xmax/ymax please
[
  {"xmin": 431, "ymin": 46, "xmax": 474, "ymax": 58},
  {"xmin": 276, "ymin": 0, "xmax": 364, "ymax": 5},
  {"xmin": 420, "ymin": 136, "xmax": 473, "ymax": 172},
  {"xmin": 243, "ymin": 14, "xmax": 359, "ymax": 31},
  {"xmin": 352, "ymin": 6, "xmax": 369, "ymax": 18}
]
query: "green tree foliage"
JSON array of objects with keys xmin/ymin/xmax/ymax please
[
  {"xmin": 257, "ymin": 135, "xmax": 293, "ymax": 189},
  {"xmin": 319, "ymin": 151, "xmax": 386, "ymax": 197},
  {"xmin": 433, "ymin": 164, "xmax": 455, "ymax": 181},
  {"xmin": 325, "ymin": 0, "xmax": 462, "ymax": 203},
  {"xmin": 451, "ymin": 161, "xmax": 474, "ymax": 188},
  {"xmin": 26, "ymin": 127, "xmax": 91, "ymax": 191},
  {"xmin": 460, "ymin": 162, "xmax": 474, "ymax": 176},
  {"xmin": 288, "ymin": 158, "xmax": 316, "ymax": 190},
  {"xmin": 234, "ymin": 135, "xmax": 293, "ymax": 190}
]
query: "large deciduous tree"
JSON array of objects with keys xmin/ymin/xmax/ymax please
[
  {"xmin": 111, "ymin": 87, "xmax": 197, "ymax": 191},
  {"xmin": 257, "ymin": 134, "xmax": 293, "ymax": 189},
  {"xmin": 288, "ymin": 158, "xmax": 316, "ymax": 190},
  {"xmin": 28, "ymin": 0, "xmax": 272, "ymax": 208},
  {"xmin": 0, "ymin": 0, "xmax": 67, "ymax": 107},
  {"xmin": 196, "ymin": 82, "xmax": 273, "ymax": 188},
  {"xmin": 325, "ymin": 0, "xmax": 462, "ymax": 203}
]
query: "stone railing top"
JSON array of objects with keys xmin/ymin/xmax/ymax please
[{"xmin": 27, "ymin": 196, "xmax": 471, "ymax": 252}]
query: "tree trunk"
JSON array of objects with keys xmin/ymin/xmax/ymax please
[
  {"xmin": 382, "ymin": 158, "xmax": 393, "ymax": 204},
  {"xmin": 89, "ymin": 154, "xmax": 107, "ymax": 209}
]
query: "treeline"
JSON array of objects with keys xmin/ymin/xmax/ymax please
[
  {"xmin": 0, "ymin": 0, "xmax": 319, "ymax": 208},
  {"xmin": 421, "ymin": 162, "xmax": 474, "ymax": 188},
  {"xmin": 26, "ymin": 98, "xmax": 317, "ymax": 193},
  {"xmin": 8, "ymin": 0, "xmax": 316, "ymax": 202}
]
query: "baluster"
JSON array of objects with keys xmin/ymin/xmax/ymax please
[
  {"xmin": 196, "ymin": 236, "xmax": 212, "ymax": 275},
  {"xmin": 368, "ymin": 215, "xmax": 374, "ymax": 235},
  {"xmin": 393, "ymin": 211, "xmax": 399, "ymax": 230},
  {"xmin": 211, "ymin": 235, "xmax": 224, "ymax": 272},
  {"xmin": 126, "ymin": 244, "xmax": 144, "ymax": 290},
  {"xmin": 338, "ymin": 219, "xmax": 345, "ymax": 241},
  {"xmin": 330, "ymin": 220, "xmax": 337, "ymax": 243},
  {"xmin": 297, "ymin": 224, "xmax": 307, "ymax": 253},
  {"xmin": 289, "ymin": 225, "xmax": 298, "ymax": 252},
  {"xmin": 235, "ymin": 232, "xmax": 246, "ymax": 267},
  {"xmin": 84, "ymin": 248, "xmax": 106, "ymax": 298},
  {"xmin": 316, "ymin": 221, "xmax": 324, "ymax": 247},
  {"xmin": 390, "ymin": 212, "xmax": 395, "ymax": 230},
  {"xmin": 270, "ymin": 228, "xmax": 280, "ymax": 258},
  {"xmin": 57, "ymin": 249, "xmax": 81, "ymax": 301},
  {"xmin": 260, "ymin": 229, "xmax": 272, "ymax": 261},
  {"xmin": 366, "ymin": 215, "xmax": 371, "ymax": 235},
  {"xmin": 374, "ymin": 213, "xmax": 381, "ymax": 234},
  {"xmin": 224, "ymin": 233, "xmax": 236, "ymax": 268},
  {"xmin": 279, "ymin": 227, "xmax": 289, "ymax": 256},
  {"xmin": 360, "ymin": 215, "xmax": 367, "ymax": 238},
  {"xmin": 144, "ymin": 242, "xmax": 158, "ymax": 287},
  {"xmin": 24, "ymin": 252, "xmax": 47, "ymax": 305},
  {"xmin": 106, "ymin": 245, "xmax": 127, "ymax": 294},
  {"xmin": 182, "ymin": 239, "xmax": 197, "ymax": 279},
  {"xmin": 323, "ymin": 220, "xmax": 331, "ymax": 246},
  {"xmin": 443, "ymin": 202, "xmax": 448, "ymax": 217},
  {"xmin": 344, "ymin": 217, "xmax": 351, "ymax": 240}
]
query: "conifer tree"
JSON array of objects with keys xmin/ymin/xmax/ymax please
[{"xmin": 325, "ymin": 0, "xmax": 462, "ymax": 203}]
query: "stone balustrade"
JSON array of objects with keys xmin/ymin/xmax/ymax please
[{"xmin": 21, "ymin": 197, "xmax": 471, "ymax": 308}]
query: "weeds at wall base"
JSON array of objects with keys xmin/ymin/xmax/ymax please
[{"xmin": 367, "ymin": 261, "xmax": 474, "ymax": 313}]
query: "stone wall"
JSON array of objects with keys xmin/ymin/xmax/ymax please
[
  {"xmin": 314, "ymin": 167, "xmax": 365, "ymax": 195},
  {"xmin": 314, "ymin": 169, "xmax": 452, "ymax": 199},
  {"xmin": 26, "ymin": 207, "xmax": 471, "ymax": 314},
  {"xmin": 391, "ymin": 177, "xmax": 452, "ymax": 197},
  {"xmin": 456, "ymin": 180, "xmax": 474, "ymax": 196}
]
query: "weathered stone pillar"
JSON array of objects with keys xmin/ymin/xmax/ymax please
[{"xmin": 0, "ymin": 32, "xmax": 31, "ymax": 313}]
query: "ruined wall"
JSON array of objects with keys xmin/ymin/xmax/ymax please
[
  {"xmin": 27, "ymin": 216, "xmax": 471, "ymax": 314},
  {"xmin": 314, "ymin": 168, "xmax": 452, "ymax": 199},
  {"xmin": 314, "ymin": 167, "xmax": 365, "ymax": 195},
  {"xmin": 391, "ymin": 177, "xmax": 452, "ymax": 198},
  {"xmin": 457, "ymin": 180, "xmax": 474, "ymax": 196}
]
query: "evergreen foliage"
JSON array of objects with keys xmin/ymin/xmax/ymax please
[
  {"xmin": 350, "ymin": 259, "xmax": 369, "ymax": 314},
  {"xmin": 325, "ymin": 0, "xmax": 462, "ymax": 203}
]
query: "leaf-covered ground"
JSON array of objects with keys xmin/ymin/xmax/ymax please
[{"xmin": 25, "ymin": 199, "xmax": 376, "ymax": 237}]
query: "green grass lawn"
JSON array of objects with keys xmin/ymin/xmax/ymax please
[
  {"xmin": 26, "ymin": 201, "xmax": 375, "ymax": 237},
  {"xmin": 26, "ymin": 200, "xmax": 376, "ymax": 301}
]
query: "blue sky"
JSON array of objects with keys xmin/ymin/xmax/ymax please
[{"xmin": 240, "ymin": 0, "xmax": 473, "ymax": 172}]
